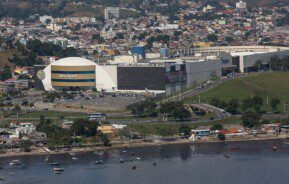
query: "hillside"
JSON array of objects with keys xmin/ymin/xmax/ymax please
[{"xmin": 186, "ymin": 72, "xmax": 289, "ymax": 111}]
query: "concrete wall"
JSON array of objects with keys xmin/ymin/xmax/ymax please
[
  {"xmin": 241, "ymin": 50, "xmax": 289, "ymax": 72},
  {"xmin": 185, "ymin": 59, "xmax": 222, "ymax": 86}
]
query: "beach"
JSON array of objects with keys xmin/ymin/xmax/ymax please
[{"xmin": 1, "ymin": 133, "xmax": 288, "ymax": 158}]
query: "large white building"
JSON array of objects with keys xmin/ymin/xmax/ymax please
[{"xmin": 40, "ymin": 57, "xmax": 116, "ymax": 91}]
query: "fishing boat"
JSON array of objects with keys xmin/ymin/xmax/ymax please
[
  {"xmin": 9, "ymin": 160, "xmax": 21, "ymax": 166},
  {"xmin": 8, "ymin": 172, "xmax": 15, "ymax": 176}
]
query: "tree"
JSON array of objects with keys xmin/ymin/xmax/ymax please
[
  {"xmin": 127, "ymin": 100, "xmax": 157, "ymax": 116},
  {"xmin": 179, "ymin": 125, "xmax": 191, "ymax": 136},
  {"xmin": 99, "ymin": 133, "xmax": 110, "ymax": 146},
  {"xmin": 19, "ymin": 140, "xmax": 33, "ymax": 152},
  {"xmin": 1, "ymin": 65, "xmax": 12, "ymax": 81},
  {"xmin": 217, "ymin": 133, "xmax": 225, "ymax": 141},
  {"xmin": 173, "ymin": 106, "xmax": 191, "ymax": 121},
  {"xmin": 241, "ymin": 111, "xmax": 261, "ymax": 128},
  {"xmin": 227, "ymin": 98, "xmax": 239, "ymax": 115},
  {"xmin": 207, "ymin": 34, "xmax": 218, "ymax": 42},
  {"xmin": 70, "ymin": 118, "xmax": 99, "ymax": 137},
  {"xmin": 241, "ymin": 98, "xmax": 253, "ymax": 112},
  {"xmin": 252, "ymin": 96, "xmax": 263, "ymax": 112},
  {"xmin": 225, "ymin": 36, "xmax": 234, "ymax": 43},
  {"xmin": 13, "ymin": 104, "xmax": 21, "ymax": 113},
  {"xmin": 21, "ymin": 99, "xmax": 29, "ymax": 107},
  {"xmin": 270, "ymin": 98, "xmax": 280, "ymax": 112},
  {"xmin": 210, "ymin": 98, "xmax": 227, "ymax": 109},
  {"xmin": 210, "ymin": 123, "xmax": 223, "ymax": 131},
  {"xmin": 160, "ymin": 101, "xmax": 183, "ymax": 115}
]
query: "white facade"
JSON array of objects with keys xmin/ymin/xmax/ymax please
[{"xmin": 41, "ymin": 57, "xmax": 116, "ymax": 91}]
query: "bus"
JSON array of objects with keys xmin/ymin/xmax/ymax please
[{"xmin": 87, "ymin": 113, "xmax": 106, "ymax": 121}]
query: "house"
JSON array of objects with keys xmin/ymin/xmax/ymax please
[
  {"xmin": 97, "ymin": 125, "xmax": 117, "ymax": 137},
  {"xmin": 191, "ymin": 129, "xmax": 211, "ymax": 137},
  {"xmin": 62, "ymin": 120, "xmax": 74, "ymax": 129},
  {"xmin": 15, "ymin": 122, "xmax": 36, "ymax": 138}
]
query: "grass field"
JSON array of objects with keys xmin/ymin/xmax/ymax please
[
  {"xmin": 185, "ymin": 72, "xmax": 289, "ymax": 112},
  {"xmin": 127, "ymin": 117, "xmax": 241, "ymax": 136},
  {"xmin": 19, "ymin": 110, "xmax": 86, "ymax": 119}
]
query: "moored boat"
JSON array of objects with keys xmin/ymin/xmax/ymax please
[{"xmin": 9, "ymin": 160, "xmax": 21, "ymax": 166}]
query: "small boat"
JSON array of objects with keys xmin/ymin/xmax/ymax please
[
  {"xmin": 0, "ymin": 177, "xmax": 5, "ymax": 181},
  {"xmin": 224, "ymin": 155, "xmax": 230, "ymax": 158},
  {"xmin": 153, "ymin": 163, "xmax": 157, "ymax": 166},
  {"xmin": 95, "ymin": 160, "xmax": 103, "ymax": 165},
  {"xmin": 9, "ymin": 172, "xmax": 15, "ymax": 176},
  {"xmin": 165, "ymin": 155, "xmax": 169, "ymax": 158},
  {"xmin": 122, "ymin": 150, "xmax": 127, "ymax": 153},
  {"xmin": 69, "ymin": 152, "xmax": 76, "ymax": 156},
  {"xmin": 9, "ymin": 160, "xmax": 21, "ymax": 166},
  {"xmin": 72, "ymin": 157, "xmax": 78, "ymax": 161},
  {"xmin": 54, "ymin": 167, "xmax": 64, "ymax": 174},
  {"xmin": 132, "ymin": 166, "xmax": 136, "ymax": 170},
  {"xmin": 50, "ymin": 162, "xmax": 60, "ymax": 166},
  {"xmin": 44, "ymin": 156, "xmax": 49, "ymax": 162},
  {"xmin": 120, "ymin": 159, "xmax": 124, "ymax": 163},
  {"xmin": 272, "ymin": 147, "xmax": 278, "ymax": 151},
  {"xmin": 136, "ymin": 157, "xmax": 141, "ymax": 160}
]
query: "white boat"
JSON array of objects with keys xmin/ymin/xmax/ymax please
[
  {"xmin": 54, "ymin": 167, "xmax": 64, "ymax": 173},
  {"xmin": 95, "ymin": 160, "xmax": 103, "ymax": 164},
  {"xmin": 9, "ymin": 160, "xmax": 21, "ymax": 166},
  {"xmin": 72, "ymin": 157, "xmax": 78, "ymax": 161}
]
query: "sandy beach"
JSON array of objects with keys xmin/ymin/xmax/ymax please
[{"xmin": 1, "ymin": 134, "xmax": 288, "ymax": 158}]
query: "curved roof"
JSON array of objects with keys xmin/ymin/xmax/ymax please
[{"xmin": 51, "ymin": 57, "xmax": 97, "ymax": 66}]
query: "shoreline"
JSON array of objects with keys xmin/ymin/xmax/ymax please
[{"xmin": 1, "ymin": 135, "xmax": 288, "ymax": 158}]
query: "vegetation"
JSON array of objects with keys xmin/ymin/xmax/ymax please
[
  {"xmin": 241, "ymin": 111, "xmax": 261, "ymax": 128},
  {"xmin": 186, "ymin": 72, "xmax": 289, "ymax": 111},
  {"xmin": 0, "ymin": 65, "xmax": 12, "ymax": 81},
  {"xmin": 127, "ymin": 100, "xmax": 157, "ymax": 117},
  {"xmin": 210, "ymin": 123, "xmax": 223, "ymax": 131},
  {"xmin": 36, "ymin": 117, "xmax": 109, "ymax": 147}
]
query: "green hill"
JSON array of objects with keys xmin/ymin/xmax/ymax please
[{"xmin": 186, "ymin": 72, "xmax": 289, "ymax": 111}]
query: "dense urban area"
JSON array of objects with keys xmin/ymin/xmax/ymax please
[{"xmin": 0, "ymin": 0, "xmax": 289, "ymax": 169}]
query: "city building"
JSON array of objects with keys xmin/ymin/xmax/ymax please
[
  {"xmin": 104, "ymin": 7, "xmax": 120, "ymax": 20},
  {"xmin": 236, "ymin": 1, "xmax": 247, "ymax": 9}
]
